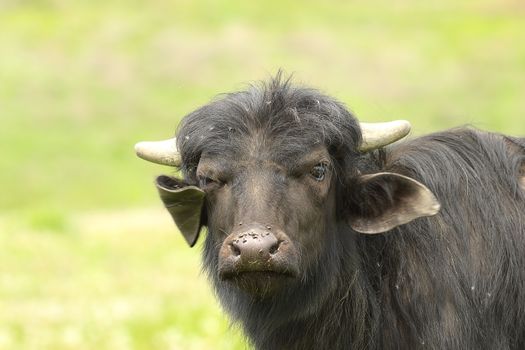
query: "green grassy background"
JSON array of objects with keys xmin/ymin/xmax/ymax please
[{"xmin": 0, "ymin": 0, "xmax": 524, "ymax": 349}]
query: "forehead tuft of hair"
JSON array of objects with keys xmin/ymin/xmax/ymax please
[{"xmin": 177, "ymin": 72, "xmax": 362, "ymax": 174}]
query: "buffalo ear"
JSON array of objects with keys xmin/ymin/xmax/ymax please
[
  {"xmin": 156, "ymin": 175, "xmax": 206, "ymax": 247},
  {"xmin": 349, "ymin": 172, "xmax": 440, "ymax": 234}
]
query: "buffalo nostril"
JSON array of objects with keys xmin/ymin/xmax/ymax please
[
  {"xmin": 269, "ymin": 240, "xmax": 282, "ymax": 255},
  {"xmin": 230, "ymin": 243, "xmax": 241, "ymax": 256}
]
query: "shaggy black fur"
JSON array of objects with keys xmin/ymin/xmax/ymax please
[{"xmin": 174, "ymin": 74, "xmax": 525, "ymax": 349}]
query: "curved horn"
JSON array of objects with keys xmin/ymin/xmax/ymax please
[
  {"xmin": 359, "ymin": 120, "xmax": 411, "ymax": 152},
  {"xmin": 135, "ymin": 121, "xmax": 410, "ymax": 163},
  {"xmin": 134, "ymin": 138, "xmax": 181, "ymax": 167}
]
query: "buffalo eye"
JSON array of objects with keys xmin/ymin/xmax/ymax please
[
  {"xmin": 198, "ymin": 175, "xmax": 222, "ymax": 189},
  {"xmin": 310, "ymin": 163, "xmax": 327, "ymax": 181}
]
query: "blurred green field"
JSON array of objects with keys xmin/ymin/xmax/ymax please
[
  {"xmin": 0, "ymin": 0, "xmax": 524, "ymax": 349},
  {"xmin": 0, "ymin": 210, "xmax": 246, "ymax": 349}
]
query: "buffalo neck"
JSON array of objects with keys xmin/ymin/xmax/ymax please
[{"xmin": 207, "ymin": 224, "xmax": 382, "ymax": 350}]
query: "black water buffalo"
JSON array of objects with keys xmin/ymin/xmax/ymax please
[{"xmin": 135, "ymin": 75, "xmax": 525, "ymax": 350}]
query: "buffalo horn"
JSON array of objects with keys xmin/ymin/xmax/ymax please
[
  {"xmin": 135, "ymin": 120, "xmax": 410, "ymax": 165},
  {"xmin": 359, "ymin": 120, "xmax": 411, "ymax": 152},
  {"xmin": 134, "ymin": 138, "xmax": 181, "ymax": 167}
]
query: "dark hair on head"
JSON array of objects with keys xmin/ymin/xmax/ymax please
[{"xmin": 176, "ymin": 71, "xmax": 363, "ymax": 179}]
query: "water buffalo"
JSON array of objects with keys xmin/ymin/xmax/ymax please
[{"xmin": 135, "ymin": 75, "xmax": 525, "ymax": 349}]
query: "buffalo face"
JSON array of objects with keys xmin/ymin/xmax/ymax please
[{"xmin": 189, "ymin": 145, "xmax": 337, "ymax": 298}]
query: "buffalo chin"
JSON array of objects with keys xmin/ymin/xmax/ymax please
[{"xmin": 221, "ymin": 270, "xmax": 296, "ymax": 298}]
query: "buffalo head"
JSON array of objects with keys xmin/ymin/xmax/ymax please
[{"xmin": 135, "ymin": 77, "xmax": 440, "ymax": 299}]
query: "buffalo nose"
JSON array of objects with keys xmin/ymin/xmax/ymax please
[
  {"xmin": 218, "ymin": 223, "xmax": 299, "ymax": 283},
  {"xmin": 229, "ymin": 228, "xmax": 282, "ymax": 261}
]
